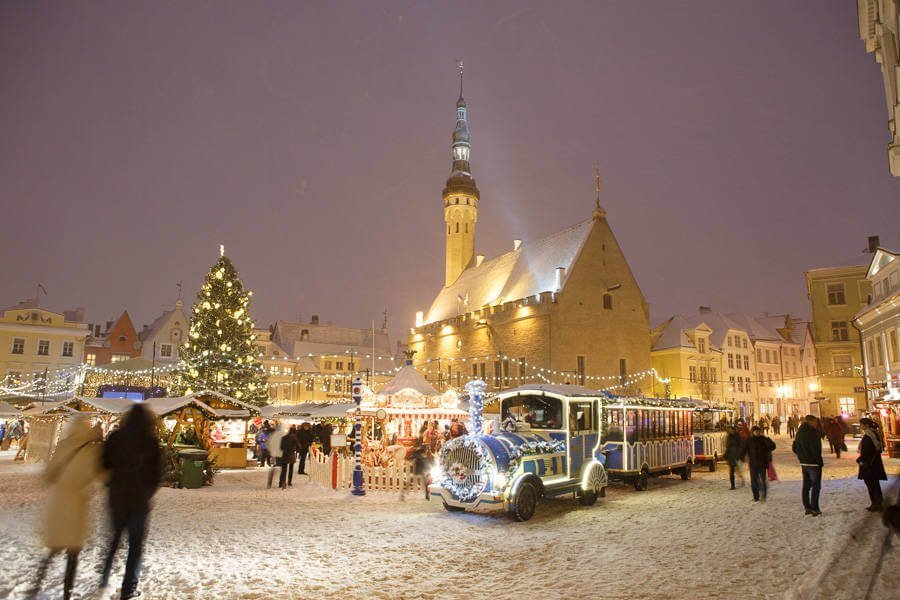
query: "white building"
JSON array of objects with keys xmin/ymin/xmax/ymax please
[
  {"xmin": 853, "ymin": 247, "xmax": 900, "ymax": 405},
  {"xmin": 858, "ymin": 0, "xmax": 900, "ymax": 175},
  {"xmin": 137, "ymin": 299, "xmax": 190, "ymax": 364}
]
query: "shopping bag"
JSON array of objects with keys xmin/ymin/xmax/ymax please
[{"xmin": 766, "ymin": 461, "xmax": 778, "ymax": 481}]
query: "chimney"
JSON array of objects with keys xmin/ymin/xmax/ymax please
[
  {"xmin": 555, "ymin": 267, "xmax": 566, "ymax": 291},
  {"xmin": 699, "ymin": 306, "xmax": 712, "ymax": 314},
  {"xmin": 476, "ymin": 255, "xmax": 485, "ymax": 267},
  {"xmin": 513, "ymin": 239, "xmax": 522, "ymax": 250},
  {"xmin": 867, "ymin": 236, "xmax": 880, "ymax": 253},
  {"xmin": 311, "ymin": 315, "xmax": 319, "ymax": 325}
]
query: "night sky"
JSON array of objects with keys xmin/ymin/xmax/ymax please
[{"xmin": 1, "ymin": 1, "xmax": 898, "ymax": 345}]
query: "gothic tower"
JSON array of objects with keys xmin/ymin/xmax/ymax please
[{"xmin": 443, "ymin": 61, "xmax": 480, "ymax": 287}]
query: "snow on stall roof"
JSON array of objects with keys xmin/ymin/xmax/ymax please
[
  {"xmin": 143, "ymin": 396, "xmax": 219, "ymax": 418},
  {"xmin": 377, "ymin": 364, "xmax": 440, "ymax": 397},
  {"xmin": 68, "ymin": 396, "xmax": 136, "ymax": 414},
  {"xmin": 0, "ymin": 401, "xmax": 20, "ymax": 417},
  {"xmin": 425, "ymin": 219, "xmax": 594, "ymax": 324}
]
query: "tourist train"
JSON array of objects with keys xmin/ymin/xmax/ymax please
[
  {"xmin": 691, "ymin": 404, "xmax": 734, "ymax": 472},
  {"xmin": 429, "ymin": 384, "xmax": 697, "ymax": 521}
]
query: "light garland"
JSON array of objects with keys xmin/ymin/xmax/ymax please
[{"xmin": 436, "ymin": 436, "xmax": 492, "ymax": 502}]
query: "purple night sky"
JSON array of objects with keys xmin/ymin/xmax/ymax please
[{"xmin": 1, "ymin": 1, "xmax": 898, "ymax": 344}]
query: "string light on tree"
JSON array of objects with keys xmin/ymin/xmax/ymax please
[{"xmin": 177, "ymin": 246, "xmax": 269, "ymax": 405}]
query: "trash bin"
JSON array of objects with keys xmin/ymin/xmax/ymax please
[{"xmin": 178, "ymin": 449, "xmax": 208, "ymax": 489}]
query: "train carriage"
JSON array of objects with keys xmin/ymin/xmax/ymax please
[
  {"xmin": 598, "ymin": 397, "xmax": 696, "ymax": 490},
  {"xmin": 691, "ymin": 404, "xmax": 734, "ymax": 472}
]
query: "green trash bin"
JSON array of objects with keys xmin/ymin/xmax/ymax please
[{"xmin": 178, "ymin": 449, "xmax": 208, "ymax": 489}]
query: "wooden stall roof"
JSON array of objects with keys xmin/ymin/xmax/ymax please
[{"xmin": 0, "ymin": 400, "xmax": 21, "ymax": 417}]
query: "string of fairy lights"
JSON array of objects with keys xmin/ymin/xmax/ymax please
[{"xmin": 0, "ymin": 343, "xmax": 881, "ymax": 401}]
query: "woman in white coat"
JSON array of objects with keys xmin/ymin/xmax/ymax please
[{"xmin": 30, "ymin": 417, "xmax": 103, "ymax": 600}]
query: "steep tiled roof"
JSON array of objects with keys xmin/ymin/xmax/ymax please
[{"xmin": 425, "ymin": 219, "xmax": 594, "ymax": 324}]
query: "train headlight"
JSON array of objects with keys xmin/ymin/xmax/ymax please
[
  {"xmin": 493, "ymin": 470, "xmax": 508, "ymax": 490},
  {"xmin": 430, "ymin": 465, "xmax": 443, "ymax": 481}
]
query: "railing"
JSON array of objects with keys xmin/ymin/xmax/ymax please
[{"xmin": 307, "ymin": 448, "xmax": 426, "ymax": 493}]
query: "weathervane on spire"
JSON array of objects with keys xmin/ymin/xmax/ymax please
[
  {"xmin": 593, "ymin": 162, "xmax": 606, "ymax": 220},
  {"xmin": 457, "ymin": 59, "xmax": 464, "ymax": 98}
]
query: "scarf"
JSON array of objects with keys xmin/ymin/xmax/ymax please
[{"xmin": 858, "ymin": 428, "xmax": 882, "ymax": 453}]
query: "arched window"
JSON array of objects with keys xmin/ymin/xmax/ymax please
[{"xmin": 603, "ymin": 294, "xmax": 613, "ymax": 310}]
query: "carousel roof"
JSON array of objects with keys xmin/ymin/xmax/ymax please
[
  {"xmin": 378, "ymin": 364, "xmax": 440, "ymax": 397},
  {"xmin": 261, "ymin": 402, "xmax": 356, "ymax": 419}
]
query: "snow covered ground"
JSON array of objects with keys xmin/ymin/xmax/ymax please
[{"xmin": 0, "ymin": 437, "xmax": 897, "ymax": 600}]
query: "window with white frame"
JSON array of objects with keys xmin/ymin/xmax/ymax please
[
  {"xmin": 86, "ymin": 353, "xmax": 96, "ymax": 366},
  {"xmin": 62, "ymin": 341, "xmax": 74, "ymax": 357},
  {"xmin": 11, "ymin": 338, "xmax": 24, "ymax": 354},
  {"xmin": 689, "ymin": 366, "xmax": 698, "ymax": 383},
  {"xmin": 727, "ymin": 353, "xmax": 734, "ymax": 368},
  {"xmin": 159, "ymin": 343, "xmax": 173, "ymax": 358},
  {"xmin": 37, "ymin": 340, "xmax": 49, "ymax": 356},
  {"xmin": 743, "ymin": 356, "xmax": 750, "ymax": 370},
  {"xmin": 838, "ymin": 397, "xmax": 856, "ymax": 417},
  {"xmin": 830, "ymin": 321, "xmax": 849, "ymax": 342},
  {"xmin": 111, "ymin": 353, "xmax": 129, "ymax": 363},
  {"xmin": 742, "ymin": 339, "xmax": 748, "ymax": 349},
  {"xmin": 832, "ymin": 353, "xmax": 853, "ymax": 375}
]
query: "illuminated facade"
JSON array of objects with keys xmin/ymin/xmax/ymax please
[
  {"xmin": 0, "ymin": 299, "xmax": 89, "ymax": 398},
  {"xmin": 805, "ymin": 262, "xmax": 872, "ymax": 419},
  {"xmin": 853, "ymin": 247, "xmax": 899, "ymax": 406},
  {"xmin": 858, "ymin": 0, "xmax": 900, "ymax": 175},
  {"xmin": 410, "ymin": 77, "xmax": 652, "ymax": 393}
]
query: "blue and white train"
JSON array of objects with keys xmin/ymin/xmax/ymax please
[
  {"xmin": 429, "ymin": 384, "xmax": 696, "ymax": 521},
  {"xmin": 691, "ymin": 404, "xmax": 733, "ymax": 472}
]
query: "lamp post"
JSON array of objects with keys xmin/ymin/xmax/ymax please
[{"xmin": 351, "ymin": 376, "xmax": 365, "ymax": 496}]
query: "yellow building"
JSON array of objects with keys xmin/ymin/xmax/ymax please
[
  {"xmin": 805, "ymin": 261, "xmax": 872, "ymax": 419},
  {"xmin": 410, "ymin": 72, "xmax": 651, "ymax": 393},
  {"xmin": 0, "ymin": 299, "xmax": 89, "ymax": 400},
  {"xmin": 651, "ymin": 318, "xmax": 722, "ymax": 403}
]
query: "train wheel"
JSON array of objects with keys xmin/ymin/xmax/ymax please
[
  {"xmin": 681, "ymin": 463, "xmax": 693, "ymax": 480},
  {"xmin": 512, "ymin": 482, "xmax": 537, "ymax": 521},
  {"xmin": 578, "ymin": 481, "xmax": 600, "ymax": 506},
  {"xmin": 634, "ymin": 469, "xmax": 649, "ymax": 491},
  {"xmin": 442, "ymin": 501, "xmax": 465, "ymax": 512},
  {"xmin": 599, "ymin": 486, "xmax": 606, "ymax": 498}
]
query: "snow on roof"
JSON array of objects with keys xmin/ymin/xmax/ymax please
[
  {"xmin": 493, "ymin": 383, "xmax": 604, "ymax": 398},
  {"xmin": 67, "ymin": 396, "xmax": 136, "ymax": 414},
  {"xmin": 378, "ymin": 364, "xmax": 440, "ymax": 397},
  {"xmin": 21, "ymin": 402, "xmax": 78, "ymax": 416},
  {"xmin": 138, "ymin": 304, "xmax": 188, "ymax": 343},
  {"xmin": 0, "ymin": 401, "xmax": 21, "ymax": 417},
  {"xmin": 144, "ymin": 396, "xmax": 219, "ymax": 418},
  {"xmin": 724, "ymin": 313, "xmax": 781, "ymax": 342},
  {"xmin": 653, "ymin": 310, "xmax": 783, "ymax": 351},
  {"xmin": 192, "ymin": 390, "xmax": 261, "ymax": 414},
  {"xmin": 424, "ymin": 219, "xmax": 594, "ymax": 324}
]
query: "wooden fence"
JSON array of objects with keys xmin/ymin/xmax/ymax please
[{"xmin": 307, "ymin": 448, "xmax": 426, "ymax": 493}]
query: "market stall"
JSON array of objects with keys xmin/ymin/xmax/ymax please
[
  {"xmin": 356, "ymin": 362, "xmax": 467, "ymax": 465},
  {"xmin": 875, "ymin": 392, "xmax": 900, "ymax": 458}
]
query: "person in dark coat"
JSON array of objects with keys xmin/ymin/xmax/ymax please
[
  {"xmin": 857, "ymin": 418, "xmax": 888, "ymax": 512},
  {"xmin": 279, "ymin": 426, "xmax": 299, "ymax": 488},
  {"xmin": 724, "ymin": 425, "xmax": 745, "ymax": 489},
  {"xmin": 742, "ymin": 426, "xmax": 775, "ymax": 502},
  {"xmin": 824, "ymin": 417, "xmax": 844, "ymax": 458},
  {"xmin": 771, "ymin": 416, "xmax": 781, "ymax": 436},
  {"xmin": 792, "ymin": 415, "xmax": 823, "ymax": 516},
  {"xmin": 99, "ymin": 404, "xmax": 162, "ymax": 600},
  {"xmin": 320, "ymin": 422, "xmax": 334, "ymax": 455},
  {"xmin": 296, "ymin": 422, "xmax": 314, "ymax": 475}
]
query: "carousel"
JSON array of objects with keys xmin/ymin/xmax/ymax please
[
  {"xmin": 875, "ymin": 385, "xmax": 900, "ymax": 458},
  {"xmin": 356, "ymin": 360, "xmax": 468, "ymax": 466}
]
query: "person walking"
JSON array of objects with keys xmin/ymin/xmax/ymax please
[
  {"xmin": 280, "ymin": 425, "xmax": 299, "ymax": 488},
  {"xmin": 320, "ymin": 422, "xmax": 333, "ymax": 455},
  {"xmin": 792, "ymin": 415, "xmax": 823, "ymax": 516},
  {"xmin": 99, "ymin": 404, "xmax": 162, "ymax": 600},
  {"xmin": 742, "ymin": 426, "xmax": 776, "ymax": 502},
  {"xmin": 256, "ymin": 421, "xmax": 272, "ymax": 467},
  {"xmin": 30, "ymin": 418, "xmax": 103, "ymax": 600},
  {"xmin": 787, "ymin": 414, "xmax": 798, "ymax": 439},
  {"xmin": 857, "ymin": 418, "xmax": 887, "ymax": 512},
  {"xmin": 266, "ymin": 422, "xmax": 286, "ymax": 489},
  {"xmin": 296, "ymin": 422, "xmax": 313, "ymax": 475},
  {"xmin": 724, "ymin": 425, "xmax": 745, "ymax": 490},
  {"xmin": 771, "ymin": 415, "xmax": 781, "ymax": 436},
  {"xmin": 824, "ymin": 417, "xmax": 844, "ymax": 458}
]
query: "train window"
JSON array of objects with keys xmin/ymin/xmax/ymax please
[
  {"xmin": 626, "ymin": 409, "xmax": 638, "ymax": 443},
  {"xmin": 601, "ymin": 408, "xmax": 624, "ymax": 443},
  {"xmin": 569, "ymin": 401, "xmax": 596, "ymax": 433},
  {"xmin": 502, "ymin": 394, "xmax": 563, "ymax": 429}
]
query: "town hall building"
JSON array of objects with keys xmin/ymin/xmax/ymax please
[{"xmin": 408, "ymin": 69, "xmax": 652, "ymax": 394}]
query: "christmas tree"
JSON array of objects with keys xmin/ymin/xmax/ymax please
[{"xmin": 179, "ymin": 246, "xmax": 268, "ymax": 405}]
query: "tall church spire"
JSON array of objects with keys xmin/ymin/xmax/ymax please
[{"xmin": 443, "ymin": 60, "xmax": 480, "ymax": 287}]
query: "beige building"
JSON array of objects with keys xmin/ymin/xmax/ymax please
[
  {"xmin": 805, "ymin": 260, "xmax": 872, "ymax": 419},
  {"xmin": 652, "ymin": 309, "xmax": 756, "ymax": 413},
  {"xmin": 259, "ymin": 316, "xmax": 395, "ymax": 405},
  {"xmin": 0, "ymin": 299, "xmax": 89, "ymax": 400},
  {"xmin": 410, "ymin": 78, "xmax": 651, "ymax": 393},
  {"xmin": 858, "ymin": 0, "xmax": 900, "ymax": 175},
  {"xmin": 138, "ymin": 299, "xmax": 190, "ymax": 364},
  {"xmin": 853, "ymin": 247, "xmax": 900, "ymax": 405}
]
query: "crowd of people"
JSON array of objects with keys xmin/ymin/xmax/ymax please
[{"xmin": 722, "ymin": 413, "xmax": 888, "ymax": 516}]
